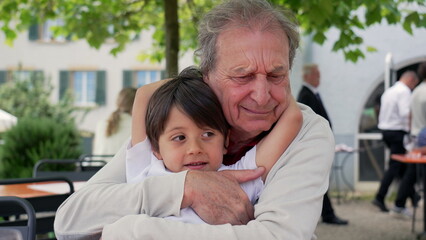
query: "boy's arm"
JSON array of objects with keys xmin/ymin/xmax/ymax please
[
  {"xmin": 256, "ymin": 96, "xmax": 302, "ymax": 180},
  {"xmin": 131, "ymin": 79, "xmax": 170, "ymax": 146}
]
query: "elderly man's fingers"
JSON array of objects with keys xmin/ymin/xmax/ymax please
[
  {"xmin": 222, "ymin": 167, "xmax": 265, "ymax": 183},
  {"xmin": 184, "ymin": 170, "xmax": 255, "ymax": 225}
]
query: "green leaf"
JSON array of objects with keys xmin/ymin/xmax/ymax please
[
  {"xmin": 365, "ymin": 4, "xmax": 382, "ymax": 26},
  {"xmin": 366, "ymin": 46, "xmax": 377, "ymax": 52},
  {"xmin": 403, "ymin": 20, "xmax": 413, "ymax": 34},
  {"xmin": 313, "ymin": 31, "xmax": 327, "ymax": 44},
  {"xmin": 345, "ymin": 49, "xmax": 365, "ymax": 63}
]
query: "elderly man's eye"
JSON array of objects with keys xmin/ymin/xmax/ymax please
[
  {"xmin": 268, "ymin": 75, "xmax": 285, "ymax": 83},
  {"xmin": 233, "ymin": 75, "xmax": 253, "ymax": 83}
]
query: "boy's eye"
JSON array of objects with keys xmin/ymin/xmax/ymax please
[
  {"xmin": 202, "ymin": 131, "xmax": 215, "ymax": 138},
  {"xmin": 172, "ymin": 135, "xmax": 185, "ymax": 141}
]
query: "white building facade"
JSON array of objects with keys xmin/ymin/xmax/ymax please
[{"xmin": 1, "ymin": 18, "xmax": 426, "ymax": 192}]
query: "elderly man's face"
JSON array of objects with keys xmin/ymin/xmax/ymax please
[{"xmin": 205, "ymin": 27, "xmax": 291, "ymax": 138}]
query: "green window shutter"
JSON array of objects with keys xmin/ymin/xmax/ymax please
[
  {"xmin": 123, "ymin": 70, "xmax": 133, "ymax": 87},
  {"xmin": 0, "ymin": 71, "xmax": 6, "ymax": 85},
  {"xmin": 96, "ymin": 71, "xmax": 106, "ymax": 105},
  {"xmin": 28, "ymin": 24, "xmax": 39, "ymax": 41},
  {"xmin": 59, "ymin": 71, "xmax": 70, "ymax": 100},
  {"xmin": 32, "ymin": 70, "xmax": 44, "ymax": 81},
  {"xmin": 161, "ymin": 70, "xmax": 166, "ymax": 80}
]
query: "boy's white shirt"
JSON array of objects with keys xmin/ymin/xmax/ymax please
[{"xmin": 125, "ymin": 138, "xmax": 264, "ymax": 224}]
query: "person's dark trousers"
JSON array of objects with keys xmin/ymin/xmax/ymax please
[
  {"xmin": 395, "ymin": 164, "xmax": 418, "ymax": 208},
  {"xmin": 375, "ymin": 130, "xmax": 408, "ymax": 203},
  {"xmin": 321, "ymin": 191, "xmax": 335, "ymax": 219}
]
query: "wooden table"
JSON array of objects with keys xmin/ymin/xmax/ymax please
[
  {"xmin": 392, "ymin": 154, "xmax": 426, "ymax": 239},
  {"xmin": 0, "ymin": 179, "xmax": 85, "ymax": 234},
  {"xmin": 0, "ymin": 182, "xmax": 66, "ymax": 198},
  {"xmin": 0, "ymin": 181, "xmax": 84, "ymax": 198}
]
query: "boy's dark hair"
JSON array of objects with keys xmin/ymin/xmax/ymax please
[{"xmin": 146, "ymin": 66, "xmax": 229, "ymax": 153}]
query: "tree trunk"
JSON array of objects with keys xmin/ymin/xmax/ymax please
[{"xmin": 164, "ymin": 0, "xmax": 179, "ymax": 78}]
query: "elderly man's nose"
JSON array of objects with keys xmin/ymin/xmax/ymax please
[{"xmin": 250, "ymin": 75, "xmax": 271, "ymax": 105}]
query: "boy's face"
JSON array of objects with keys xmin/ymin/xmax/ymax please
[{"xmin": 154, "ymin": 106, "xmax": 227, "ymax": 172}]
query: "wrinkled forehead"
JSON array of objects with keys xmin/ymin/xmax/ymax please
[
  {"xmin": 215, "ymin": 26, "xmax": 289, "ymax": 64},
  {"xmin": 211, "ymin": 18, "xmax": 288, "ymax": 63}
]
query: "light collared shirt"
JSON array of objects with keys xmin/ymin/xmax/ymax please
[
  {"xmin": 411, "ymin": 81, "xmax": 426, "ymax": 136},
  {"xmin": 378, "ymin": 81, "xmax": 411, "ymax": 132},
  {"xmin": 302, "ymin": 82, "xmax": 319, "ymax": 95}
]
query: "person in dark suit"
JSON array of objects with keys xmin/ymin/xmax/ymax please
[{"xmin": 297, "ymin": 64, "xmax": 349, "ymax": 225}]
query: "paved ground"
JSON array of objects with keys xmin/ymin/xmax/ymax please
[{"xmin": 315, "ymin": 193, "xmax": 423, "ymax": 240}]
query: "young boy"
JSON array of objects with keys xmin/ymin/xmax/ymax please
[{"xmin": 126, "ymin": 67, "xmax": 302, "ymax": 223}]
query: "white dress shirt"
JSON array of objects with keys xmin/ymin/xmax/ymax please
[{"xmin": 378, "ymin": 81, "xmax": 411, "ymax": 132}]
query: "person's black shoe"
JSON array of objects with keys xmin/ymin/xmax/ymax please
[
  {"xmin": 412, "ymin": 193, "xmax": 421, "ymax": 207},
  {"xmin": 372, "ymin": 198, "xmax": 389, "ymax": 212},
  {"xmin": 322, "ymin": 216, "xmax": 349, "ymax": 225}
]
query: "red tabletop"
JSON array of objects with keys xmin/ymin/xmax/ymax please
[
  {"xmin": 392, "ymin": 154, "xmax": 426, "ymax": 164},
  {"xmin": 0, "ymin": 181, "xmax": 84, "ymax": 198},
  {"xmin": 0, "ymin": 182, "xmax": 62, "ymax": 198}
]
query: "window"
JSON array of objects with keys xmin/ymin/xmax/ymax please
[
  {"xmin": 122, "ymin": 70, "xmax": 165, "ymax": 88},
  {"xmin": 59, "ymin": 71, "xmax": 106, "ymax": 107},
  {"xmin": 0, "ymin": 70, "xmax": 43, "ymax": 86},
  {"xmin": 29, "ymin": 19, "xmax": 68, "ymax": 42}
]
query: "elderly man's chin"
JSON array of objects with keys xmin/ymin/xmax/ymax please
[{"xmin": 237, "ymin": 118, "xmax": 278, "ymax": 135}]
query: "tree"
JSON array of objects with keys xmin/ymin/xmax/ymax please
[
  {"xmin": 0, "ymin": 0, "xmax": 425, "ymax": 76},
  {"xmin": 0, "ymin": 72, "xmax": 76, "ymax": 125},
  {"xmin": 273, "ymin": 0, "xmax": 426, "ymax": 62}
]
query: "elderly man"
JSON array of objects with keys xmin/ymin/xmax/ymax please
[
  {"xmin": 298, "ymin": 64, "xmax": 348, "ymax": 225},
  {"xmin": 54, "ymin": 0, "xmax": 334, "ymax": 239}
]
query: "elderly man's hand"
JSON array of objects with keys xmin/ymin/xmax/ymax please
[{"xmin": 182, "ymin": 167, "xmax": 265, "ymax": 225}]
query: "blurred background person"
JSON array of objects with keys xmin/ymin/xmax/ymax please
[
  {"xmin": 93, "ymin": 87, "xmax": 136, "ymax": 157},
  {"xmin": 297, "ymin": 63, "xmax": 349, "ymax": 225},
  {"xmin": 372, "ymin": 71, "xmax": 419, "ymax": 212},
  {"xmin": 390, "ymin": 62, "xmax": 426, "ymax": 218}
]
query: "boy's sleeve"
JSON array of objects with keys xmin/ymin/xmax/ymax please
[{"xmin": 126, "ymin": 138, "xmax": 152, "ymax": 183}]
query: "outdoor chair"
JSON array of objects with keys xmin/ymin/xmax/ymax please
[
  {"xmin": 0, "ymin": 196, "xmax": 36, "ymax": 240},
  {"xmin": 33, "ymin": 158, "xmax": 107, "ymax": 181},
  {"xmin": 78, "ymin": 154, "xmax": 114, "ymax": 168}
]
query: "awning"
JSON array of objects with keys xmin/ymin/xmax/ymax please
[{"xmin": 0, "ymin": 109, "xmax": 17, "ymax": 132}]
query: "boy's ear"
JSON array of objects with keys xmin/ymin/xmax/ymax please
[
  {"xmin": 223, "ymin": 132, "xmax": 230, "ymax": 155},
  {"xmin": 153, "ymin": 148, "xmax": 163, "ymax": 160}
]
